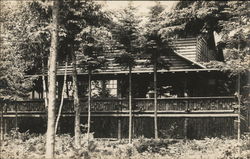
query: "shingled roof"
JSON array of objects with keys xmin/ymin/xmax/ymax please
[{"xmin": 40, "ymin": 36, "xmax": 221, "ymax": 76}]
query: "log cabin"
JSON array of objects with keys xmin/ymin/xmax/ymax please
[{"xmin": 1, "ymin": 35, "xmax": 240, "ymax": 139}]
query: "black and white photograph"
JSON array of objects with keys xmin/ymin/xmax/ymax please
[{"xmin": 0, "ymin": 0, "xmax": 249, "ymax": 158}]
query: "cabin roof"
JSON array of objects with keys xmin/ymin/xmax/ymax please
[{"xmin": 30, "ymin": 36, "xmax": 222, "ymax": 76}]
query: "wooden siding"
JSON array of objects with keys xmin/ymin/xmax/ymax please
[
  {"xmin": 196, "ymin": 36, "xmax": 217, "ymax": 62},
  {"xmin": 173, "ymin": 38, "xmax": 197, "ymax": 61},
  {"xmin": 173, "ymin": 37, "xmax": 218, "ymax": 62},
  {"xmin": 1, "ymin": 116, "xmax": 236, "ymax": 139}
]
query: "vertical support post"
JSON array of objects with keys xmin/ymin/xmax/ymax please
[
  {"xmin": 153, "ymin": 62, "xmax": 158, "ymax": 139},
  {"xmin": 132, "ymin": 117, "xmax": 135, "ymax": 138},
  {"xmin": 15, "ymin": 103, "xmax": 18, "ymax": 131},
  {"xmin": 4, "ymin": 105, "xmax": 7, "ymax": 136},
  {"xmin": 118, "ymin": 118, "xmax": 121, "ymax": 140},
  {"xmin": 184, "ymin": 118, "xmax": 188, "ymax": 140},
  {"xmin": 87, "ymin": 70, "xmax": 92, "ymax": 143},
  {"xmin": 237, "ymin": 74, "xmax": 241, "ymax": 141},
  {"xmin": 184, "ymin": 74, "xmax": 188, "ymax": 139},
  {"xmin": 32, "ymin": 90, "xmax": 35, "ymax": 99},
  {"xmin": 128, "ymin": 66, "xmax": 132, "ymax": 144},
  {"xmin": 0, "ymin": 103, "xmax": 4, "ymax": 140}
]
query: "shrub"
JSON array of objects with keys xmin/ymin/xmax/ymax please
[{"xmin": 134, "ymin": 138, "xmax": 177, "ymax": 154}]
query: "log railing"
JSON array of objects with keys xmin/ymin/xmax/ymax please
[{"xmin": 4, "ymin": 96, "xmax": 236, "ymax": 113}]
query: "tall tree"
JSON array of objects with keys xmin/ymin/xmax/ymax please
[
  {"xmin": 59, "ymin": 0, "xmax": 112, "ymax": 145},
  {"xmin": 45, "ymin": 0, "xmax": 59, "ymax": 158},
  {"xmin": 143, "ymin": 2, "xmax": 172, "ymax": 139},
  {"xmin": 58, "ymin": 0, "xmax": 86, "ymax": 148},
  {"xmin": 113, "ymin": 2, "xmax": 142, "ymax": 143},
  {"xmin": 77, "ymin": 25, "xmax": 112, "ymax": 142}
]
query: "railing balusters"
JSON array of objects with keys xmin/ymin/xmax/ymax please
[{"xmin": 8, "ymin": 97, "xmax": 236, "ymax": 113}]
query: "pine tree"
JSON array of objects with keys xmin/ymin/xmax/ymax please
[
  {"xmin": 59, "ymin": 0, "xmax": 112, "ymax": 145},
  {"xmin": 112, "ymin": 2, "xmax": 142, "ymax": 143},
  {"xmin": 143, "ymin": 2, "xmax": 173, "ymax": 139}
]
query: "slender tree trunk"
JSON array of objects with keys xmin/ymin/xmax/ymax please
[
  {"xmin": 55, "ymin": 56, "xmax": 68, "ymax": 134},
  {"xmin": 153, "ymin": 61, "xmax": 158, "ymax": 139},
  {"xmin": 45, "ymin": 0, "xmax": 59, "ymax": 158},
  {"xmin": 87, "ymin": 69, "xmax": 92, "ymax": 142},
  {"xmin": 72, "ymin": 50, "xmax": 81, "ymax": 149},
  {"xmin": 128, "ymin": 66, "xmax": 132, "ymax": 144},
  {"xmin": 66, "ymin": 80, "xmax": 69, "ymax": 98},
  {"xmin": 42, "ymin": 58, "xmax": 48, "ymax": 108}
]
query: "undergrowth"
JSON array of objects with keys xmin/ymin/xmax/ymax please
[{"xmin": 1, "ymin": 129, "xmax": 250, "ymax": 159}]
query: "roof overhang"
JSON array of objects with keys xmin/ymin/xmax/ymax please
[{"xmin": 25, "ymin": 68, "xmax": 221, "ymax": 77}]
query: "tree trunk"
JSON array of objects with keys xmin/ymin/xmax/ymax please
[
  {"xmin": 153, "ymin": 62, "xmax": 158, "ymax": 139},
  {"xmin": 45, "ymin": 0, "xmax": 59, "ymax": 158},
  {"xmin": 42, "ymin": 58, "xmax": 48, "ymax": 108},
  {"xmin": 87, "ymin": 69, "xmax": 92, "ymax": 142},
  {"xmin": 128, "ymin": 66, "xmax": 132, "ymax": 144},
  {"xmin": 72, "ymin": 50, "xmax": 81, "ymax": 149},
  {"xmin": 55, "ymin": 56, "xmax": 68, "ymax": 134}
]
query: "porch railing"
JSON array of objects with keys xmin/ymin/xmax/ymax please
[{"xmin": 3, "ymin": 96, "xmax": 236, "ymax": 113}]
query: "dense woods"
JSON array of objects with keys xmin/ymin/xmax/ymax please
[{"xmin": 0, "ymin": 1, "xmax": 249, "ymax": 158}]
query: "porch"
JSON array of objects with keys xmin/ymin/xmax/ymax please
[{"xmin": 2, "ymin": 96, "xmax": 237, "ymax": 117}]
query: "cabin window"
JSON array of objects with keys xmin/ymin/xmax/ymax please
[
  {"xmin": 28, "ymin": 90, "xmax": 43, "ymax": 99},
  {"xmin": 91, "ymin": 80, "xmax": 118, "ymax": 97},
  {"xmin": 106, "ymin": 80, "xmax": 117, "ymax": 97},
  {"xmin": 91, "ymin": 80, "xmax": 117, "ymax": 97},
  {"xmin": 91, "ymin": 80, "xmax": 102, "ymax": 97}
]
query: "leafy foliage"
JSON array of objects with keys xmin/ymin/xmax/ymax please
[
  {"xmin": 159, "ymin": 1, "xmax": 228, "ymax": 38},
  {"xmin": 216, "ymin": 1, "xmax": 250, "ymax": 74},
  {"xmin": 159, "ymin": 1, "xmax": 249, "ymax": 74},
  {"xmin": 143, "ymin": 2, "xmax": 173, "ymax": 70},
  {"xmin": 0, "ymin": 1, "xmax": 38, "ymax": 100},
  {"xmin": 113, "ymin": 2, "xmax": 142, "ymax": 68},
  {"xmin": 1, "ymin": 131, "xmax": 250, "ymax": 159}
]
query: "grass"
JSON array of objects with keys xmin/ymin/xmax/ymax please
[{"xmin": 1, "ymin": 129, "xmax": 250, "ymax": 159}]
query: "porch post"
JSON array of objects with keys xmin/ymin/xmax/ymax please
[
  {"xmin": 4, "ymin": 105, "xmax": 7, "ymax": 137},
  {"xmin": 118, "ymin": 118, "xmax": 121, "ymax": 140},
  {"xmin": 237, "ymin": 74, "xmax": 241, "ymax": 141},
  {"xmin": 15, "ymin": 102, "xmax": 18, "ymax": 131},
  {"xmin": 87, "ymin": 70, "xmax": 92, "ymax": 142},
  {"xmin": 153, "ymin": 62, "xmax": 158, "ymax": 139},
  {"xmin": 0, "ymin": 103, "xmax": 3, "ymax": 140},
  {"xmin": 128, "ymin": 66, "xmax": 132, "ymax": 143},
  {"xmin": 117, "ymin": 80, "xmax": 122, "ymax": 140},
  {"xmin": 184, "ymin": 74, "xmax": 189, "ymax": 139},
  {"xmin": 184, "ymin": 118, "xmax": 188, "ymax": 140}
]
